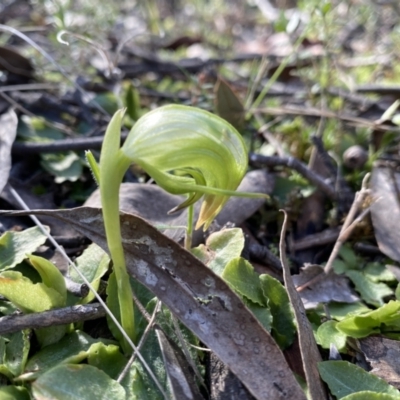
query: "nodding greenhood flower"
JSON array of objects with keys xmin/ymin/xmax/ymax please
[
  {"xmin": 91, "ymin": 104, "xmax": 265, "ymax": 349},
  {"xmin": 121, "ymin": 104, "xmax": 249, "ymax": 230}
]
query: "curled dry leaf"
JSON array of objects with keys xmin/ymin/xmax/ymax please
[
  {"xmin": 359, "ymin": 336, "xmax": 400, "ymax": 390},
  {"xmin": 85, "ymin": 169, "xmax": 274, "ymax": 246},
  {"xmin": 292, "ymin": 265, "xmax": 359, "ymax": 309},
  {"xmin": 370, "ymin": 165, "xmax": 400, "ymax": 262},
  {"xmin": 2, "ymin": 207, "xmax": 305, "ymax": 400}
]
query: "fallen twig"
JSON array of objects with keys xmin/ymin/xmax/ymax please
[
  {"xmin": 12, "ymin": 132, "xmax": 129, "ymax": 155},
  {"xmin": 0, "ymin": 303, "xmax": 106, "ymax": 335},
  {"xmin": 296, "ymin": 174, "xmax": 372, "ymax": 292},
  {"xmin": 249, "ymin": 153, "xmax": 337, "ymax": 200}
]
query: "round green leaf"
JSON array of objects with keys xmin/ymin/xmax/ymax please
[
  {"xmin": 32, "ymin": 364, "xmax": 126, "ymax": 400},
  {"xmin": 0, "ymin": 386, "xmax": 30, "ymax": 400}
]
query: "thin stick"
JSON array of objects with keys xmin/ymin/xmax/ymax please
[
  {"xmin": 0, "ymin": 303, "xmax": 106, "ymax": 335},
  {"xmin": 12, "ymin": 132, "xmax": 129, "ymax": 155},
  {"xmin": 117, "ymin": 300, "xmax": 161, "ymax": 383},
  {"xmin": 324, "ymin": 173, "xmax": 371, "ymax": 274},
  {"xmin": 296, "ymin": 174, "xmax": 371, "ymax": 292},
  {"xmin": 250, "ymin": 153, "xmax": 336, "ymax": 199}
]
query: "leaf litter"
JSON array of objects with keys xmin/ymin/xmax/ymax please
[{"xmin": 1, "ymin": 1, "xmax": 400, "ymax": 398}]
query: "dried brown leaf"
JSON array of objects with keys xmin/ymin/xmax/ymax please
[
  {"xmin": 214, "ymin": 77, "xmax": 245, "ymax": 130},
  {"xmin": 292, "ymin": 265, "xmax": 359, "ymax": 309},
  {"xmin": 370, "ymin": 165, "xmax": 400, "ymax": 262},
  {"xmin": 280, "ymin": 210, "xmax": 327, "ymax": 400},
  {"xmin": 359, "ymin": 336, "xmax": 400, "ymax": 390}
]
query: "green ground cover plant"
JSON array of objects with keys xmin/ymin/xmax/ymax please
[{"xmin": 1, "ymin": 0, "xmax": 400, "ymax": 399}]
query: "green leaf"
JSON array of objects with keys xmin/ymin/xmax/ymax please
[
  {"xmin": 0, "ymin": 271, "xmax": 65, "ymax": 313},
  {"xmin": 318, "ymin": 360, "xmax": 400, "ymax": 399},
  {"xmin": 69, "ymin": 243, "xmax": 109, "ymax": 303},
  {"xmin": 0, "ymin": 226, "xmax": 47, "ymax": 271},
  {"xmin": 129, "ymin": 344, "xmax": 169, "ymax": 400},
  {"xmin": 35, "ymin": 324, "xmax": 68, "ymax": 348},
  {"xmin": 89, "ymin": 92, "xmax": 119, "ymax": 115},
  {"xmin": 316, "ymin": 321, "xmax": 347, "ymax": 352},
  {"xmin": 6, "ymin": 255, "xmax": 67, "ymax": 347},
  {"xmin": 260, "ymin": 274, "xmax": 296, "ymax": 348},
  {"xmin": 339, "ymin": 245, "xmax": 359, "ymax": 268},
  {"xmin": 0, "ymin": 386, "xmax": 30, "ymax": 400},
  {"xmin": 0, "ymin": 299, "xmax": 18, "ymax": 315},
  {"xmin": 23, "ymin": 331, "xmax": 99, "ymax": 379},
  {"xmin": 364, "ymin": 263, "xmax": 396, "ymax": 283},
  {"xmin": 327, "ymin": 302, "xmax": 371, "ymax": 321},
  {"xmin": 346, "ymin": 270, "xmax": 393, "ymax": 307},
  {"xmin": 342, "ymin": 392, "xmax": 400, "ymax": 400},
  {"xmin": 105, "ymin": 271, "xmax": 129, "ymax": 348},
  {"xmin": 2, "ymin": 330, "xmax": 30, "ymax": 377},
  {"xmin": 87, "ymin": 342, "xmax": 126, "ymax": 379},
  {"xmin": 32, "ymin": 364, "xmax": 126, "ymax": 400},
  {"xmin": 192, "ymin": 228, "xmax": 244, "ymax": 275},
  {"xmin": 130, "ymin": 364, "xmax": 158, "ymax": 400},
  {"xmin": 40, "ymin": 151, "xmax": 83, "ymax": 183},
  {"xmin": 28, "ymin": 254, "xmax": 67, "ymax": 301},
  {"xmin": 125, "ymin": 83, "xmax": 141, "ymax": 121},
  {"xmin": 222, "ymin": 257, "xmax": 265, "ymax": 306},
  {"xmin": 244, "ymin": 300, "xmax": 272, "ymax": 331},
  {"xmin": 336, "ymin": 300, "xmax": 400, "ymax": 338}
]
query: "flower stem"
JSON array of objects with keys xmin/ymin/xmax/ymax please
[
  {"xmin": 99, "ymin": 109, "xmax": 136, "ymax": 353},
  {"xmin": 184, "ymin": 203, "xmax": 194, "ymax": 250},
  {"xmin": 101, "ymin": 155, "xmax": 136, "ymax": 352}
]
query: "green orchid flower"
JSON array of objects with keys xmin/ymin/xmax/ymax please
[
  {"xmin": 121, "ymin": 105, "xmax": 251, "ymax": 229},
  {"xmin": 90, "ymin": 104, "xmax": 266, "ymax": 351}
]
